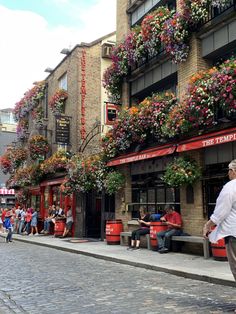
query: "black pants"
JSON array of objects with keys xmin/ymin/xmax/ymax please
[{"xmin": 131, "ymin": 228, "xmax": 150, "ymax": 240}]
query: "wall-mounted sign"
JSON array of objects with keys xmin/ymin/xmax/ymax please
[{"xmin": 55, "ymin": 116, "xmax": 70, "ymax": 144}]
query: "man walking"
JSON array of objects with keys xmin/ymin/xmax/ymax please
[{"xmin": 203, "ymin": 159, "xmax": 236, "ymax": 281}]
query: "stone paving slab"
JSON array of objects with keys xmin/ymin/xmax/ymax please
[{"xmin": 1, "ymin": 233, "xmax": 235, "ymax": 287}]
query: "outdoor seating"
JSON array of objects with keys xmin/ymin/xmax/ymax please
[
  {"xmin": 120, "ymin": 232, "xmax": 210, "ymax": 258},
  {"xmin": 120, "ymin": 231, "xmax": 151, "ymax": 249},
  {"xmin": 171, "ymin": 235, "xmax": 210, "ymax": 259}
]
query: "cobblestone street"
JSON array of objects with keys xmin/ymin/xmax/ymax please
[{"xmin": 0, "ymin": 239, "xmax": 236, "ymax": 314}]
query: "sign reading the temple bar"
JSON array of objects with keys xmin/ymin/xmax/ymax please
[
  {"xmin": 55, "ymin": 116, "xmax": 70, "ymax": 144},
  {"xmin": 177, "ymin": 127, "xmax": 236, "ymax": 152}
]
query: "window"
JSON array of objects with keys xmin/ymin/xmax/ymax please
[
  {"xmin": 59, "ymin": 73, "xmax": 67, "ymax": 90},
  {"xmin": 105, "ymin": 103, "xmax": 120, "ymax": 125},
  {"xmin": 131, "ymin": 172, "xmax": 180, "ymax": 217}
]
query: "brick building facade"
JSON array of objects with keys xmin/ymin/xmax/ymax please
[
  {"xmin": 108, "ymin": 0, "xmax": 236, "ymax": 253},
  {"xmin": 5, "ymin": 32, "xmax": 116, "ymax": 238}
]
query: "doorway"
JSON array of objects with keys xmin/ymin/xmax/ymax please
[{"xmin": 85, "ymin": 191, "xmax": 101, "ymax": 238}]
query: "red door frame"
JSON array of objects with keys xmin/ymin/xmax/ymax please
[{"xmin": 40, "ymin": 178, "xmax": 76, "ymax": 236}]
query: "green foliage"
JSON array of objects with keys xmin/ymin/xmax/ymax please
[
  {"xmin": 162, "ymin": 156, "xmax": 201, "ymax": 187},
  {"xmin": 104, "ymin": 171, "xmax": 125, "ymax": 195}
]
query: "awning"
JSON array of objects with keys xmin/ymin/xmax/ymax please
[
  {"xmin": 40, "ymin": 177, "xmax": 65, "ymax": 187},
  {"xmin": 177, "ymin": 127, "xmax": 236, "ymax": 152},
  {"xmin": 0, "ymin": 188, "xmax": 15, "ymax": 195},
  {"xmin": 107, "ymin": 144, "xmax": 176, "ymax": 166}
]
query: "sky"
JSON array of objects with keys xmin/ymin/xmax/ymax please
[{"xmin": 0, "ymin": 0, "xmax": 116, "ymax": 110}]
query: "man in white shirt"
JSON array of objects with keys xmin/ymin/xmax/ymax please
[{"xmin": 203, "ymin": 159, "xmax": 236, "ymax": 281}]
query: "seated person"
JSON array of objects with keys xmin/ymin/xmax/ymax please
[
  {"xmin": 157, "ymin": 204, "xmax": 182, "ymax": 254},
  {"xmin": 51, "ymin": 205, "xmax": 64, "ymax": 224},
  {"xmin": 128, "ymin": 206, "xmax": 150, "ymax": 250},
  {"xmin": 60, "ymin": 206, "xmax": 73, "ymax": 238},
  {"xmin": 41, "ymin": 205, "xmax": 56, "ymax": 234}
]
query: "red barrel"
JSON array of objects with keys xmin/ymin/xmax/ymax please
[
  {"xmin": 54, "ymin": 220, "xmax": 66, "ymax": 237},
  {"xmin": 106, "ymin": 220, "xmax": 123, "ymax": 245},
  {"xmin": 211, "ymin": 238, "xmax": 228, "ymax": 261},
  {"xmin": 150, "ymin": 222, "xmax": 168, "ymax": 250}
]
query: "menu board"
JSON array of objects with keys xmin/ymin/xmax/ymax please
[{"xmin": 55, "ymin": 116, "xmax": 70, "ymax": 144}]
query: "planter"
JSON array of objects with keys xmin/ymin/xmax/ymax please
[
  {"xmin": 150, "ymin": 222, "xmax": 168, "ymax": 250},
  {"xmin": 105, "ymin": 219, "xmax": 123, "ymax": 245},
  {"xmin": 211, "ymin": 238, "xmax": 228, "ymax": 261},
  {"xmin": 54, "ymin": 219, "xmax": 66, "ymax": 237}
]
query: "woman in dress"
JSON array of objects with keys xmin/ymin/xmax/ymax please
[{"xmin": 30, "ymin": 208, "xmax": 38, "ymax": 235}]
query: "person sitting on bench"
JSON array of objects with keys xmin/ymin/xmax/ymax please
[
  {"xmin": 157, "ymin": 204, "xmax": 182, "ymax": 254},
  {"xmin": 127, "ymin": 206, "xmax": 150, "ymax": 251},
  {"xmin": 40, "ymin": 205, "xmax": 56, "ymax": 234}
]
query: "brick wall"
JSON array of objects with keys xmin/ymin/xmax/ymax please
[
  {"xmin": 115, "ymin": 164, "xmax": 132, "ymax": 231},
  {"xmin": 46, "ymin": 48, "xmax": 80, "ymax": 154},
  {"xmin": 178, "ymin": 35, "xmax": 212, "ymax": 103},
  {"xmin": 116, "ymin": 0, "xmax": 130, "ymax": 43},
  {"xmin": 179, "ymin": 150, "xmax": 205, "ymax": 236},
  {"xmin": 78, "ymin": 44, "xmax": 102, "ymax": 156}
]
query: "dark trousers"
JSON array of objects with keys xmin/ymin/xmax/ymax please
[
  {"xmin": 6, "ymin": 228, "xmax": 13, "ymax": 242},
  {"xmin": 131, "ymin": 228, "xmax": 150, "ymax": 240},
  {"xmin": 157, "ymin": 229, "xmax": 182, "ymax": 250},
  {"xmin": 26, "ymin": 222, "xmax": 31, "ymax": 234}
]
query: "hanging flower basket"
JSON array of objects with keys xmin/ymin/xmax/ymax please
[
  {"xmin": 32, "ymin": 105, "xmax": 44, "ymax": 128},
  {"xmin": 0, "ymin": 147, "xmax": 27, "ymax": 174},
  {"xmin": 49, "ymin": 89, "xmax": 68, "ymax": 115},
  {"xmin": 0, "ymin": 156, "xmax": 12, "ymax": 174},
  {"xmin": 40, "ymin": 150, "xmax": 69, "ymax": 174},
  {"xmin": 15, "ymin": 188, "xmax": 29, "ymax": 204},
  {"xmin": 104, "ymin": 171, "xmax": 125, "ymax": 195},
  {"xmin": 13, "ymin": 81, "xmax": 46, "ymax": 122},
  {"xmin": 28, "ymin": 135, "xmax": 50, "ymax": 160},
  {"xmin": 16, "ymin": 119, "xmax": 29, "ymax": 141},
  {"xmin": 6, "ymin": 165, "xmax": 42, "ymax": 188},
  {"xmin": 162, "ymin": 156, "xmax": 201, "ymax": 187}
]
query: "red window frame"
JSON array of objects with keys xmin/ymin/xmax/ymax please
[{"xmin": 105, "ymin": 103, "xmax": 120, "ymax": 125}]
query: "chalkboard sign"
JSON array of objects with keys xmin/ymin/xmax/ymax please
[{"xmin": 55, "ymin": 116, "xmax": 70, "ymax": 144}]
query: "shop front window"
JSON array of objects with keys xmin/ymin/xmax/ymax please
[
  {"xmin": 52, "ymin": 186, "xmax": 60, "ymax": 205},
  {"xmin": 131, "ymin": 172, "xmax": 180, "ymax": 218},
  {"xmin": 44, "ymin": 187, "xmax": 49, "ymax": 209},
  {"xmin": 31, "ymin": 195, "xmax": 40, "ymax": 212}
]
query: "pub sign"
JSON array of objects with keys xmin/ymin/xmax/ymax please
[{"xmin": 55, "ymin": 116, "xmax": 70, "ymax": 144}]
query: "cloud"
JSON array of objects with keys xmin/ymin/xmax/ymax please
[{"xmin": 0, "ymin": 0, "xmax": 116, "ymax": 109}]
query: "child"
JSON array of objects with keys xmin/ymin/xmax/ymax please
[{"xmin": 4, "ymin": 210, "xmax": 13, "ymax": 243}]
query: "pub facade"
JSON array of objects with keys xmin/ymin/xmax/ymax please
[
  {"xmin": 104, "ymin": 0, "xmax": 236, "ymax": 248},
  {"xmin": 4, "ymin": 32, "xmax": 116, "ymax": 238}
]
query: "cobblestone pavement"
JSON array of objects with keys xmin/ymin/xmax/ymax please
[{"xmin": 0, "ymin": 239, "xmax": 236, "ymax": 314}]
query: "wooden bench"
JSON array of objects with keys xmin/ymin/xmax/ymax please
[
  {"xmin": 171, "ymin": 235, "xmax": 210, "ymax": 259},
  {"xmin": 120, "ymin": 231, "xmax": 151, "ymax": 250}
]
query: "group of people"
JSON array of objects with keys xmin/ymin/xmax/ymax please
[
  {"xmin": 40, "ymin": 204, "xmax": 73, "ymax": 238},
  {"xmin": 130, "ymin": 158, "xmax": 236, "ymax": 285},
  {"xmin": 0, "ymin": 203, "xmax": 74, "ymax": 243},
  {"xmin": 0, "ymin": 206, "xmax": 38, "ymax": 237},
  {"xmin": 128, "ymin": 204, "xmax": 182, "ymax": 253},
  {"xmin": 0, "ymin": 206, "xmax": 40, "ymax": 242}
]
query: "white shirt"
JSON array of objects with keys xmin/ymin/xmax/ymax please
[{"xmin": 209, "ymin": 178, "xmax": 236, "ymax": 243}]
